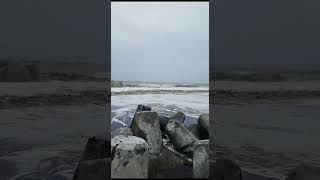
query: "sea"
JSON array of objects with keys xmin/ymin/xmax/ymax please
[{"xmin": 111, "ymin": 82, "xmax": 209, "ymax": 129}]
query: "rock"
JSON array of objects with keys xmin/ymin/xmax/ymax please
[
  {"xmin": 111, "ymin": 121, "xmax": 125, "ymax": 130},
  {"xmin": 111, "ymin": 127, "xmax": 132, "ymax": 138},
  {"xmin": 136, "ymin": 104, "xmax": 151, "ymax": 112},
  {"xmin": 79, "ymin": 133, "xmax": 110, "ymax": 161},
  {"xmin": 73, "ymin": 158, "xmax": 109, "ymax": 180},
  {"xmin": 212, "ymin": 159, "xmax": 242, "ymax": 180},
  {"xmin": 193, "ymin": 140, "xmax": 209, "ymax": 178},
  {"xmin": 198, "ymin": 113, "xmax": 209, "ymax": 139},
  {"xmin": 159, "ymin": 112, "xmax": 185, "ymax": 137},
  {"xmin": 169, "ymin": 111, "xmax": 185, "ymax": 123},
  {"xmin": 131, "ymin": 111, "xmax": 163, "ymax": 156},
  {"xmin": 149, "ymin": 146, "xmax": 193, "ymax": 178},
  {"xmin": 111, "ymin": 135, "xmax": 149, "ymax": 178},
  {"xmin": 159, "ymin": 115, "xmax": 170, "ymax": 132},
  {"xmin": 165, "ymin": 119, "xmax": 198, "ymax": 154},
  {"xmin": 129, "ymin": 104, "xmax": 152, "ymax": 128},
  {"xmin": 286, "ymin": 164, "xmax": 320, "ymax": 180},
  {"xmin": 187, "ymin": 124, "xmax": 200, "ymax": 139},
  {"xmin": 152, "ymin": 165, "xmax": 193, "ymax": 178}
]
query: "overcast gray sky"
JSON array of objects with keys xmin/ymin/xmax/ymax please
[
  {"xmin": 0, "ymin": 0, "xmax": 107, "ymax": 63},
  {"xmin": 111, "ymin": 2, "xmax": 209, "ymax": 83},
  {"xmin": 213, "ymin": 0, "xmax": 320, "ymax": 71}
]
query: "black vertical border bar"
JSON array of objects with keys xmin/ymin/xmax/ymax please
[
  {"xmin": 106, "ymin": 0, "xmax": 111, "ymax": 179},
  {"xmin": 209, "ymin": 0, "xmax": 215, "ymax": 179}
]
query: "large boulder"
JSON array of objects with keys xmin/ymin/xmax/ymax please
[
  {"xmin": 149, "ymin": 146, "xmax": 193, "ymax": 178},
  {"xmin": 169, "ymin": 111, "xmax": 185, "ymax": 124},
  {"xmin": 131, "ymin": 111, "xmax": 163, "ymax": 156},
  {"xmin": 198, "ymin": 113, "xmax": 209, "ymax": 139},
  {"xmin": 187, "ymin": 124, "xmax": 200, "ymax": 139},
  {"xmin": 111, "ymin": 135, "xmax": 149, "ymax": 178},
  {"xmin": 165, "ymin": 119, "xmax": 198, "ymax": 154},
  {"xmin": 111, "ymin": 127, "xmax": 132, "ymax": 138},
  {"xmin": 286, "ymin": 164, "xmax": 320, "ymax": 180},
  {"xmin": 159, "ymin": 112, "xmax": 185, "ymax": 137},
  {"xmin": 129, "ymin": 104, "xmax": 151, "ymax": 128},
  {"xmin": 159, "ymin": 115, "xmax": 170, "ymax": 136},
  {"xmin": 136, "ymin": 104, "xmax": 151, "ymax": 112},
  {"xmin": 193, "ymin": 140, "xmax": 209, "ymax": 178},
  {"xmin": 212, "ymin": 159, "xmax": 242, "ymax": 180}
]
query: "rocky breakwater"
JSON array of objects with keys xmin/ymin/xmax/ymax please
[
  {"xmin": 73, "ymin": 104, "xmax": 210, "ymax": 179},
  {"xmin": 116, "ymin": 105, "xmax": 209, "ymax": 178}
]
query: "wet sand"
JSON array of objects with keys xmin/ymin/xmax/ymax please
[
  {"xmin": 0, "ymin": 104, "xmax": 109, "ymax": 179},
  {"xmin": 210, "ymin": 81, "xmax": 320, "ymax": 179}
]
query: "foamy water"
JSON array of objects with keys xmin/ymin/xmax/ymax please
[
  {"xmin": 111, "ymin": 83, "xmax": 209, "ymax": 128},
  {"xmin": 111, "ymin": 86, "xmax": 208, "ymax": 93}
]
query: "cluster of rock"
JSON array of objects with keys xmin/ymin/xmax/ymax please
[
  {"xmin": 72, "ymin": 104, "xmax": 320, "ymax": 180},
  {"xmin": 111, "ymin": 105, "xmax": 209, "ymax": 178},
  {"xmin": 73, "ymin": 104, "xmax": 209, "ymax": 179}
]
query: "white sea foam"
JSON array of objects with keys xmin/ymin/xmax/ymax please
[
  {"xmin": 111, "ymin": 86, "xmax": 208, "ymax": 93},
  {"xmin": 111, "ymin": 85, "xmax": 209, "ymax": 127}
]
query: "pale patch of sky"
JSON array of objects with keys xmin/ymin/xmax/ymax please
[{"xmin": 112, "ymin": 2, "xmax": 209, "ymax": 84}]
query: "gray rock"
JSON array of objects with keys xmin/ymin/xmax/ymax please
[
  {"xmin": 129, "ymin": 104, "xmax": 152, "ymax": 128},
  {"xmin": 187, "ymin": 124, "xmax": 200, "ymax": 139},
  {"xmin": 165, "ymin": 119, "xmax": 198, "ymax": 154},
  {"xmin": 286, "ymin": 164, "xmax": 320, "ymax": 180},
  {"xmin": 149, "ymin": 146, "xmax": 193, "ymax": 178},
  {"xmin": 131, "ymin": 111, "xmax": 163, "ymax": 156},
  {"xmin": 111, "ymin": 135, "xmax": 149, "ymax": 178},
  {"xmin": 73, "ymin": 158, "xmax": 109, "ymax": 180},
  {"xmin": 198, "ymin": 113, "xmax": 209, "ymax": 139},
  {"xmin": 169, "ymin": 111, "xmax": 185, "ymax": 123},
  {"xmin": 159, "ymin": 115, "xmax": 170, "ymax": 131},
  {"xmin": 212, "ymin": 159, "xmax": 242, "ymax": 180},
  {"xmin": 136, "ymin": 104, "xmax": 151, "ymax": 112},
  {"xmin": 193, "ymin": 140, "xmax": 209, "ymax": 178},
  {"xmin": 111, "ymin": 127, "xmax": 132, "ymax": 138}
]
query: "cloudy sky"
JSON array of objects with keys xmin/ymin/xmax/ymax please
[
  {"xmin": 0, "ymin": 0, "xmax": 107, "ymax": 63},
  {"xmin": 111, "ymin": 2, "xmax": 209, "ymax": 83}
]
